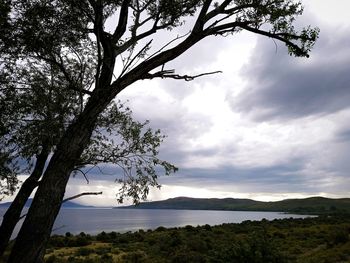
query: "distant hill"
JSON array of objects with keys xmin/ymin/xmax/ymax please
[
  {"xmin": 0, "ymin": 199, "xmax": 93, "ymax": 208},
  {"xmin": 120, "ymin": 196, "xmax": 350, "ymax": 214}
]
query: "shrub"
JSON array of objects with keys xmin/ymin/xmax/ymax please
[
  {"xmin": 100, "ymin": 254, "xmax": 113, "ymax": 263},
  {"xmin": 45, "ymin": 255, "xmax": 58, "ymax": 263},
  {"xmin": 121, "ymin": 250, "xmax": 148, "ymax": 263},
  {"xmin": 203, "ymin": 224, "xmax": 212, "ymax": 231},
  {"xmin": 96, "ymin": 231, "xmax": 109, "ymax": 242},
  {"xmin": 171, "ymin": 251, "xmax": 207, "ymax": 263},
  {"xmin": 155, "ymin": 226, "xmax": 166, "ymax": 232},
  {"xmin": 75, "ymin": 247, "xmax": 94, "ymax": 256},
  {"xmin": 328, "ymin": 226, "xmax": 349, "ymax": 246},
  {"xmin": 184, "ymin": 225, "xmax": 195, "ymax": 231}
]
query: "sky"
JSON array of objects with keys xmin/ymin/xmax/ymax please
[{"xmin": 4, "ymin": 0, "xmax": 350, "ymax": 206}]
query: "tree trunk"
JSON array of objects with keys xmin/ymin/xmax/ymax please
[
  {"xmin": 7, "ymin": 95, "xmax": 110, "ymax": 263},
  {"xmin": 0, "ymin": 145, "xmax": 49, "ymax": 257}
]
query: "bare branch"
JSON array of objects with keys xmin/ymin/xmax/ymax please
[
  {"xmin": 73, "ymin": 168, "xmax": 90, "ymax": 184},
  {"xmin": 19, "ymin": 192, "xmax": 103, "ymax": 220},
  {"xmin": 145, "ymin": 32, "xmax": 190, "ymax": 63},
  {"xmin": 62, "ymin": 191, "xmax": 103, "ymax": 203},
  {"xmin": 143, "ymin": 70, "xmax": 222, "ymax": 81},
  {"xmin": 120, "ymin": 40, "xmax": 153, "ymax": 76}
]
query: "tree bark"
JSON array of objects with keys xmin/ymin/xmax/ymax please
[
  {"xmin": 0, "ymin": 145, "xmax": 49, "ymax": 257},
  {"xmin": 7, "ymin": 94, "xmax": 111, "ymax": 263}
]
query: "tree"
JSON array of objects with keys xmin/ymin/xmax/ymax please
[
  {"xmin": 0, "ymin": 63, "xmax": 175, "ymax": 256},
  {"xmin": 0, "ymin": 52, "xmax": 87, "ymax": 256},
  {"xmin": 0, "ymin": 0, "xmax": 318, "ymax": 262},
  {"xmin": 0, "ymin": 37, "xmax": 175, "ymax": 256}
]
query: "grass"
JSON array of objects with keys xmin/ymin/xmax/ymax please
[
  {"xmin": 2, "ymin": 215, "xmax": 350, "ymax": 262},
  {"xmin": 45, "ymin": 215, "xmax": 350, "ymax": 262}
]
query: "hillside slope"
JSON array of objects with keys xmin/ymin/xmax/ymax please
[{"xmin": 121, "ymin": 196, "xmax": 350, "ymax": 214}]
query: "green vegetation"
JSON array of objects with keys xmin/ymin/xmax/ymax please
[
  {"xmin": 3, "ymin": 216, "xmax": 349, "ymax": 263},
  {"xmin": 122, "ymin": 196, "xmax": 350, "ymax": 215}
]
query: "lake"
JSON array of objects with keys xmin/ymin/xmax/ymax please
[{"xmin": 0, "ymin": 208, "xmax": 311, "ymax": 237}]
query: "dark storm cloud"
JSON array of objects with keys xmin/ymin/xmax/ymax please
[
  {"xmin": 233, "ymin": 27, "xmax": 350, "ymax": 121},
  {"xmin": 158, "ymin": 159, "xmax": 326, "ymax": 194},
  {"xmin": 82, "ymin": 138, "xmax": 309, "ymax": 193},
  {"xmin": 336, "ymin": 128, "xmax": 350, "ymax": 142},
  {"xmin": 84, "ymin": 154, "xmax": 315, "ymax": 194}
]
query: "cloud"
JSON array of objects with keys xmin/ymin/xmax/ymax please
[
  {"xmin": 336, "ymin": 127, "xmax": 350, "ymax": 143},
  {"xmin": 65, "ymin": 12, "xmax": 350, "ymax": 204},
  {"xmin": 232, "ymin": 26, "xmax": 350, "ymax": 121},
  {"xmin": 158, "ymin": 159, "xmax": 345, "ymax": 197}
]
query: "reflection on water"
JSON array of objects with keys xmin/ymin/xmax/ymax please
[{"xmin": 0, "ymin": 208, "xmax": 310, "ymax": 238}]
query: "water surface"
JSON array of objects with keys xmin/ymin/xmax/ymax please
[{"xmin": 0, "ymin": 208, "xmax": 311, "ymax": 237}]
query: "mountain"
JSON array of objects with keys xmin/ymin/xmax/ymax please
[
  {"xmin": 119, "ymin": 196, "xmax": 350, "ymax": 214},
  {"xmin": 0, "ymin": 199, "xmax": 93, "ymax": 208}
]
